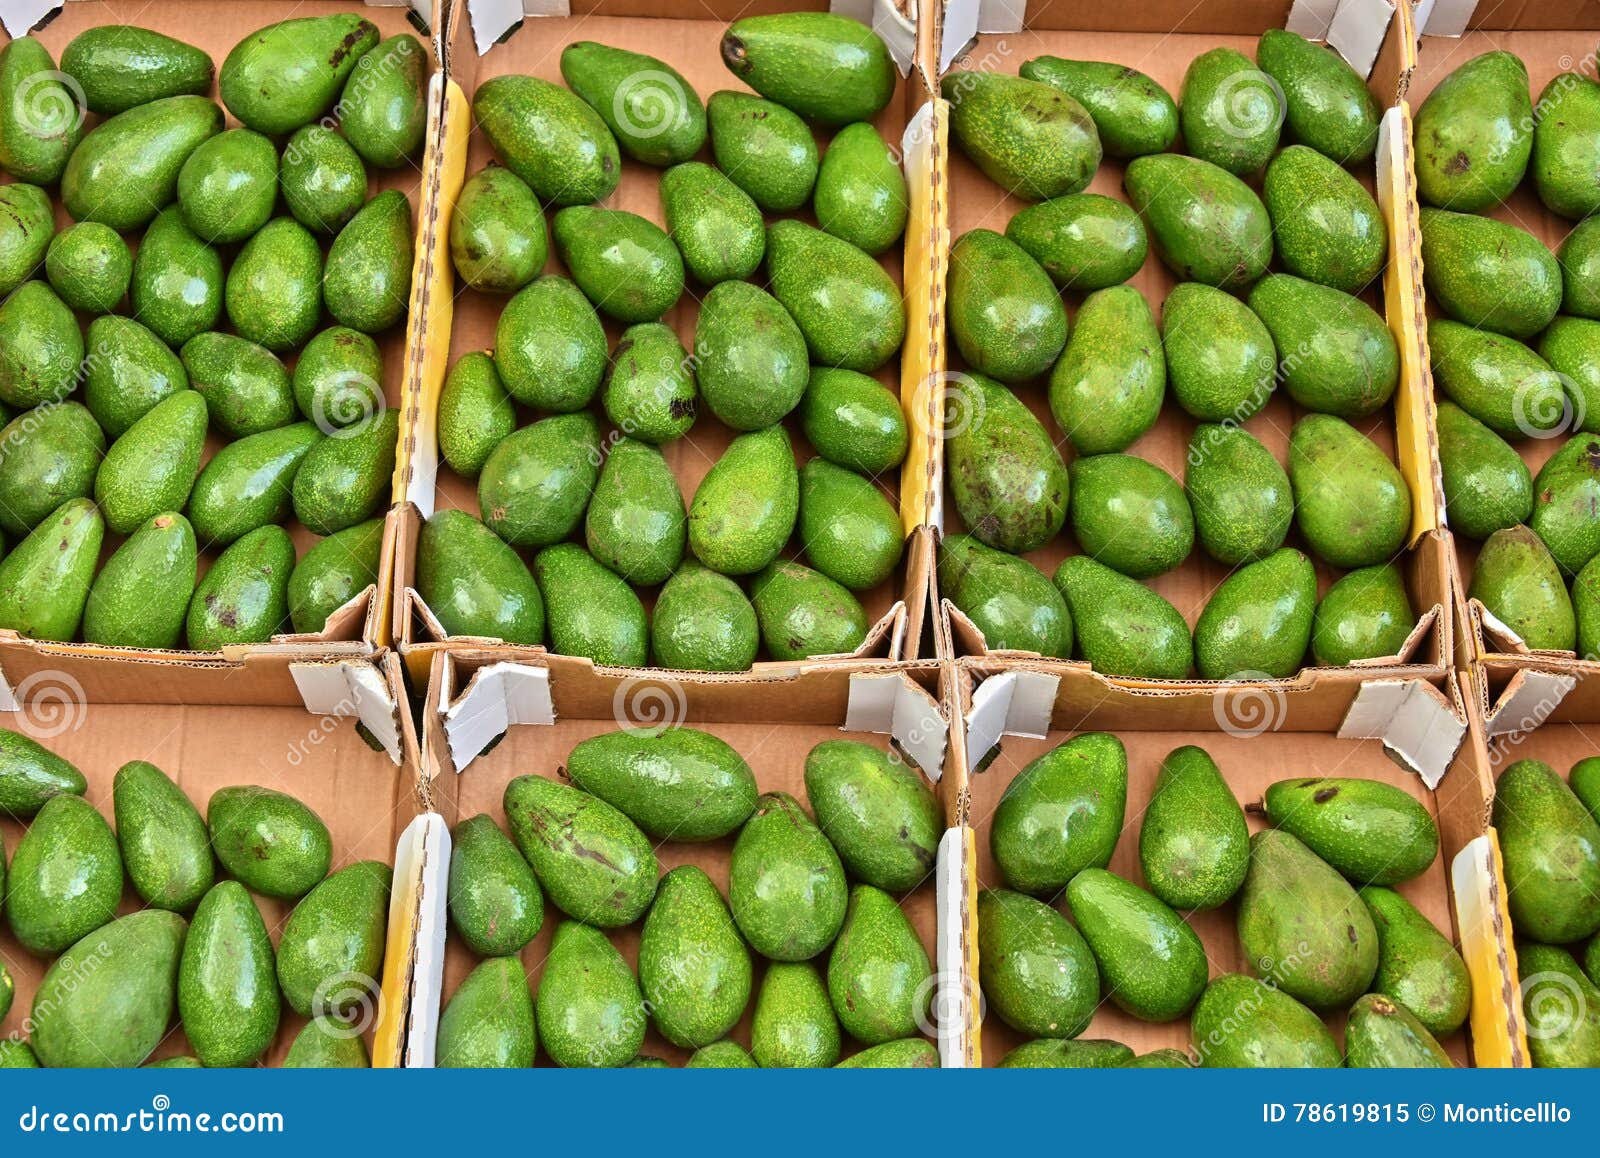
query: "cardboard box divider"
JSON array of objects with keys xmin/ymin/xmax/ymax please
[
  {"xmin": 0, "ymin": 652, "xmax": 434, "ymax": 1068},
  {"xmin": 924, "ymin": 0, "xmax": 1467, "ymax": 785},
  {"xmin": 0, "ymin": 0, "xmax": 445, "ymax": 736},
  {"xmin": 945, "ymin": 654, "xmax": 1526, "ymax": 1067},
  {"xmin": 399, "ymin": 647, "xmax": 966, "ymax": 1066},
  {"xmin": 1409, "ymin": 3, "xmax": 1600, "ymax": 724},
  {"xmin": 387, "ymin": 0, "xmax": 950, "ymax": 706}
]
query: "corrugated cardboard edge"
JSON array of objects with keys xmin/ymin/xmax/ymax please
[
  {"xmin": 937, "ymin": 659, "xmax": 979, "ymax": 1067},
  {"xmin": 1452, "ymin": 666, "xmax": 1529, "ymax": 1067},
  {"xmin": 289, "ymin": 655, "xmax": 406, "ymax": 763}
]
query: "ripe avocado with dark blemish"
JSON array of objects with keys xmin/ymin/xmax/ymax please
[
  {"xmin": 219, "ymin": 14, "xmax": 378, "ymax": 135},
  {"xmin": 1413, "ymin": 50, "xmax": 1531, "ymax": 211},
  {"xmin": 804, "ymin": 738, "xmax": 941, "ymax": 892},
  {"xmin": 1263, "ymin": 776, "xmax": 1439, "ymax": 884},
  {"xmin": 502, "ymin": 773, "xmax": 658, "ymax": 927},
  {"xmin": 947, "ymin": 373, "xmax": 1067, "ymax": 554},
  {"xmin": 185, "ymin": 524, "xmax": 295, "ymax": 650},
  {"xmin": 1018, "ymin": 57, "xmax": 1175, "ymax": 158},
  {"xmin": 206, "ymin": 783, "xmax": 332, "ymax": 907}
]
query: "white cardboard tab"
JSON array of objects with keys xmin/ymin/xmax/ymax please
[
  {"xmin": 398, "ymin": 812, "xmax": 451, "ymax": 1069},
  {"xmin": 1416, "ymin": 0, "xmax": 1477, "ymax": 38},
  {"xmin": 0, "ymin": 0, "xmax": 57, "ymax": 37},
  {"xmin": 1337, "ymin": 678, "xmax": 1465, "ymax": 789},
  {"xmin": 963, "ymin": 668, "xmax": 1059, "ymax": 771},
  {"xmin": 1286, "ymin": 0, "xmax": 1340, "ymax": 38},
  {"xmin": 977, "ymin": 0, "xmax": 1026, "ymax": 35},
  {"xmin": 1484, "ymin": 669, "xmax": 1578, "ymax": 739},
  {"xmin": 1451, "ymin": 833, "xmax": 1526, "ymax": 1062},
  {"xmin": 844, "ymin": 672, "xmax": 949, "ymax": 780},
  {"xmin": 935, "ymin": 826, "xmax": 970, "ymax": 1068},
  {"xmin": 290, "ymin": 660, "xmax": 403, "ymax": 764},
  {"xmin": 1326, "ymin": 0, "xmax": 1394, "ymax": 79},
  {"xmin": 940, "ymin": 0, "xmax": 979, "ymax": 75},
  {"xmin": 441, "ymin": 661, "xmax": 555, "ymax": 772},
  {"xmin": 902, "ymin": 100, "xmax": 936, "ymax": 172}
]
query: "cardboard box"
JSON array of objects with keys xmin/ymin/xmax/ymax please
[
  {"xmin": 399, "ymin": 648, "xmax": 963, "ymax": 1066},
  {"xmin": 0, "ymin": 0, "xmax": 438, "ymax": 728},
  {"xmin": 946, "ymin": 654, "xmax": 1526, "ymax": 1067},
  {"xmin": 1411, "ymin": 1, "xmax": 1600, "ymax": 725},
  {"xmin": 925, "ymin": 0, "xmax": 1468, "ymax": 785},
  {"xmin": 0, "ymin": 653, "xmax": 432, "ymax": 1067},
  {"xmin": 389, "ymin": 0, "xmax": 947, "ymax": 698}
]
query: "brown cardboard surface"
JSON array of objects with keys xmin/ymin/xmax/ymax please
[
  {"xmin": 0, "ymin": 702, "xmax": 415, "ymax": 1066},
  {"xmin": 417, "ymin": 651, "xmax": 952, "ymax": 1066},
  {"xmin": 936, "ymin": 27, "xmax": 1450, "ymax": 687},
  {"xmin": 400, "ymin": 9, "xmax": 929, "ymax": 668},
  {"xmin": 1412, "ymin": 26, "xmax": 1598, "ymax": 669},
  {"xmin": 954, "ymin": 661, "xmax": 1486, "ymax": 1066},
  {"xmin": 0, "ymin": 0, "xmax": 436, "ymax": 676}
]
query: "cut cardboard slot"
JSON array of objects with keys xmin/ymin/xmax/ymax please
[
  {"xmin": 404, "ymin": 649, "xmax": 959, "ymax": 1067},
  {"xmin": 947, "ymin": 657, "xmax": 1522, "ymax": 1067},
  {"xmin": 927, "ymin": 4, "xmax": 1456, "ymax": 749},
  {"xmin": 0, "ymin": 655, "xmax": 429, "ymax": 1068},
  {"xmin": 391, "ymin": 0, "xmax": 945, "ymax": 691},
  {"xmin": 0, "ymin": 0, "xmax": 443, "ymax": 710}
]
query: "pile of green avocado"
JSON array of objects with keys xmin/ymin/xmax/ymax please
[
  {"xmin": 0, "ymin": 14, "xmax": 423, "ymax": 649},
  {"xmin": 0, "ymin": 729, "xmax": 390, "ymax": 1068},
  {"xmin": 419, "ymin": 12, "xmax": 911, "ymax": 670},
  {"xmin": 1494, "ymin": 756, "xmax": 1600, "ymax": 1067},
  {"xmin": 1405, "ymin": 51, "xmax": 1600, "ymax": 656},
  {"xmin": 937, "ymin": 32, "xmax": 1423, "ymax": 679},
  {"xmin": 434, "ymin": 730, "xmax": 943, "ymax": 1068},
  {"xmin": 980, "ymin": 735, "xmax": 1474, "ymax": 1068}
]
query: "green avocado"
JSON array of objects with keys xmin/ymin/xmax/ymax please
[
  {"xmin": 567, "ymin": 727, "xmax": 756, "ymax": 843},
  {"xmin": 814, "ymin": 123, "xmax": 908, "ymax": 256},
  {"xmin": 804, "ymin": 738, "xmax": 941, "ymax": 893},
  {"xmin": 275, "ymin": 860, "xmax": 390, "ymax": 1017},
  {"xmin": 177, "ymin": 129, "xmax": 277, "ymax": 244},
  {"xmin": 1068, "ymin": 454, "xmax": 1192, "ymax": 579},
  {"xmin": 219, "ymin": 13, "xmax": 378, "ymax": 134},
  {"xmin": 553, "ymin": 206, "xmax": 682, "ymax": 325},
  {"xmin": 0, "ymin": 497, "xmax": 103, "ymax": 642},
  {"xmin": 0, "ymin": 281, "xmax": 85, "ymax": 409},
  {"xmin": 0, "ymin": 185, "xmax": 56, "ymax": 300},
  {"xmin": 83, "ymin": 316, "xmax": 186, "ymax": 439},
  {"xmin": 225, "ymin": 217, "xmax": 322, "ymax": 352},
  {"xmin": 291, "ymin": 408, "xmax": 399, "ymax": 536},
  {"xmin": 1413, "ymin": 51, "xmax": 1532, "ymax": 211},
  {"xmin": 1539, "ymin": 317, "xmax": 1600, "ymax": 435},
  {"xmin": 1161, "ymin": 282, "xmax": 1276, "ymax": 422},
  {"xmin": 1065, "ymin": 868, "xmax": 1208, "ymax": 1022},
  {"xmin": 6, "ymin": 793, "xmax": 122, "ymax": 955},
  {"xmin": 1005, "ymin": 193, "xmax": 1148, "ymax": 291},
  {"xmin": 341, "ymin": 34, "xmax": 427, "ymax": 169},
  {"xmin": 180, "ymin": 332, "xmax": 294, "ymax": 439},
  {"xmin": 286, "ymin": 516, "xmax": 384, "ymax": 636},
  {"xmin": 949, "ymin": 228, "xmax": 1067, "ymax": 385},
  {"xmin": 415, "ymin": 509, "xmax": 543, "ymax": 645},
  {"xmin": 1533, "ymin": 72, "xmax": 1600, "ymax": 220},
  {"xmin": 1124, "ymin": 153, "xmax": 1271, "ymax": 288},
  {"xmin": 437, "ymin": 956, "xmax": 536, "ymax": 1069},
  {"xmin": 801, "ymin": 368, "xmax": 908, "ymax": 475},
  {"xmin": 185, "ymin": 524, "xmax": 295, "ymax": 650},
  {"xmin": 62, "ymin": 95, "xmax": 222, "ymax": 231},
  {"xmin": 1263, "ymin": 145, "xmax": 1386, "ymax": 292},
  {"xmin": 938, "ymin": 533, "xmax": 1071, "ymax": 657},
  {"xmin": 640, "ymin": 865, "xmax": 751, "ymax": 1048},
  {"xmin": 1429, "ymin": 319, "xmax": 1569, "ymax": 439},
  {"xmin": 178, "ymin": 881, "xmax": 278, "ymax": 1067},
  {"xmin": 584, "ymin": 437, "xmax": 685, "ymax": 586},
  {"xmin": 61, "ymin": 25, "xmax": 210, "ymax": 115},
  {"xmin": 450, "ymin": 166, "xmax": 546, "ymax": 295},
  {"xmin": 1185, "ymin": 423, "xmax": 1293, "ymax": 566},
  {"xmin": 650, "ymin": 561, "xmax": 758, "ymax": 671},
  {"xmin": 991, "ymin": 732, "xmax": 1125, "ymax": 896},
  {"xmin": 1018, "ymin": 56, "xmax": 1176, "ymax": 158},
  {"xmin": 1347, "ymin": 994, "xmax": 1454, "ymax": 1067},
  {"xmin": 503, "ymin": 774, "xmax": 657, "ymax": 927},
  {"xmin": 446, "ymin": 814, "xmax": 543, "ymax": 958},
  {"xmin": 1312, "ymin": 564, "xmax": 1416, "ymax": 667},
  {"xmin": 439, "ymin": 352, "xmax": 515, "ymax": 481},
  {"xmin": 293, "ymin": 326, "xmax": 385, "ymax": 434},
  {"xmin": 720, "ymin": 12, "xmax": 895, "ymax": 126},
  {"xmin": 0, "ymin": 38, "xmax": 85, "ymax": 183},
  {"xmin": 562, "ymin": 41, "xmax": 704, "ymax": 166},
  {"xmin": 1257, "ymin": 28, "xmax": 1381, "ymax": 164},
  {"xmin": 706, "ymin": 90, "xmax": 817, "ymax": 213},
  {"xmin": 660, "ymin": 162, "xmax": 764, "ymax": 286},
  {"xmin": 1048, "ymin": 285, "xmax": 1164, "ymax": 454},
  {"xmin": 827, "ymin": 884, "xmax": 932, "ymax": 1044},
  {"xmin": 688, "ymin": 426, "xmax": 798, "ymax": 576},
  {"xmin": 538, "ymin": 921, "xmax": 646, "ymax": 1068},
  {"xmin": 1179, "ymin": 47, "xmax": 1282, "ymax": 175},
  {"xmin": 0, "ymin": 401, "xmax": 104, "ymax": 539},
  {"xmin": 1194, "ymin": 548, "xmax": 1316, "ymax": 680},
  {"xmin": 947, "ymin": 373, "xmax": 1067, "ymax": 554},
  {"xmin": 750, "ymin": 560, "xmax": 869, "ymax": 660},
  {"xmin": 1530, "ymin": 434, "xmax": 1600, "ymax": 576},
  {"xmin": 1263, "ymin": 776, "xmax": 1438, "ymax": 884},
  {"xmin": 1054, "ymin": 555, "xmax": 1192, "ymax": 679},
  {"xmin": 942, "ymin": 70, "xmax": 1101, "ymax": 200},
  {"xmin": 533, "ymin": 543, "xmax": 649, "ymax": 666},
  {"xmin": 1360, "ymin": 885, "xmax": 1472, "ymax": 1038},
  {"xmin": 473, "ymin": 74, "xmax": 620, "ymax": 208},
  {"xmin": 113, "ymin": 759, "xmax": 213, "ymax": 912},
  {"xmin": 494, "ymin": 276, "xmax": 607, "ymax": 412},
  {"xmin": 1288, "ymin": 413, "xmax": 1410, "ymax": 569},
  {"xmin": 0, "ymin": 729, "xmax": 86, "ymax": 818},
  {"xmin": 1420, "ymin": 208, "xmax": 1560, "ymax": 339},
  {"xmin": 977, "ymin": 888, "xmax": 1098, "ymax": 1039},
  {"xmin": 1493, "ymin": 759, "xmax": 1600, "ymax": 943},
  {"xmin": 798, "ymin": 458, "xmax": 902, "ymax": 590},
  {"xmin": 602, "ymin": 323, "xmax": 696, "ymax": 446},
  {"xmin": 1248, "ymin": 274, "xmax": 1398, "ymax": 418},
  {"xmin": 280, "ymin": 125, "xmax": 368, "ymax": 235},
  {"xmin": 693, "ymin": 280, "xmax": 808, "ymax": 430},
  {"xmin": 188, "ymin": 422, "xmax": 321, "ymax": 546},
  {"xmin": 1436, "ymin": 400, "xmax": 1534, "ymax": 539},
  {"xmin": 729, "ymin": 791, "xmax": 847, "ymax": 961},
  {"xmin": 752, "ymin": 961, "xmax": 839, "ymax": 1068},
  {"xmin": 325, "ymin": 190, "xmax": 413, "ymax": 334},
  {"xmin": 1469, "ymin": 525, "xmax": 1576, "ymax": 652},
  {"xmin": 1139, "ymin": 745, "xmax": 1248, "ymax": 911},
  {"xmin": 45, "ymin": 221, "xmax": 129, "ymax": 315},
  {"xmin": 1560, "ymin": 218, "xmax": 1600, "ymax": 319},
  {"xmin": 767, "ymin": 220, "xmax": 905, "ymax": 373},
  {"xmin": 131, "ymin": 206, "xmax": 223, "ymax": 348}
]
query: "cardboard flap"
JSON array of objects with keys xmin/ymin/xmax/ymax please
[
  {"xmin": 442, "ymin": 660, "xmax": 555, "ymax": 772},
  {"xmin": 963, "ymin": 667, "xmax": 1060, "ymax": 770},
  {"xmin": 289, "ymin": 660, "xmax": 403, "ymax": 764},
  {"xmin": 468, "ymin": 0, "xmax": 524, "ymax": 52},
  {"xmin": 1451, "ymin": 832, "xmax": 1527, "ymax": 1067},
  {"xmin": 1324, "ymin": 0, "xmax": 1397, "ymax": 78},
  {"xmin": 398, "ymin": 812, "xmax": 452, "ymax": 1068},
  {"xmin": 1482, "ymin": 667, "xmax": 1578, "ymax": 739},
  {"xmin": 1416, "ymin": 0, "xmax": 1479, "ymax": 38},
  {"xmin": 835, "ymin": 0, "xmax": 916, "ymax": 73},
  {"xmin": 935, "ymin": 825, "xmax": 979, "ymax": 1068},
  {"xmin": 1286, "ymin": 0, "xmax": 1342, "ymax": 37},
  {"xmin": 1337, "ymin": 677, "xmax": 1465, "ymax": 788},
  {"xmin": 844, "ymin": 671, "xmax": 949, "ymax": 779}
]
